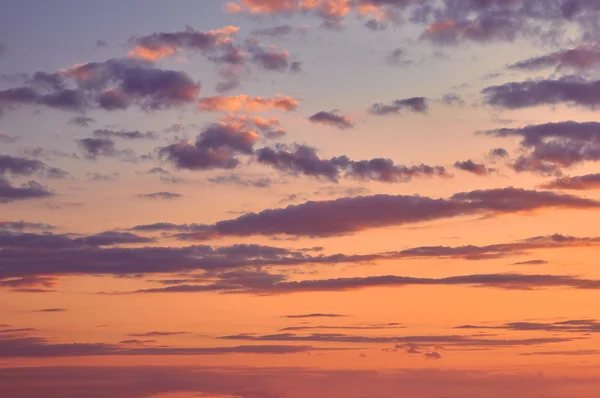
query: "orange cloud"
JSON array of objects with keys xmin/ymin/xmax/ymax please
[
  {"xmin": 128, "ymin": 26, "xmax": 240, "ymax": 61},
  {"xmin": 199, "ymin": 95, "xmax": 299, "ymax": 112}
]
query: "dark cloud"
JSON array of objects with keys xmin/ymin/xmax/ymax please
[
  {"xmin": 0, "ymin": 334, "xmax": 321, "ymax": 358},
  {"xmin": 455, "ymin": 319, "xmax": 600, "ymax": 333},
  {"xmin": 308, "ymin": 111, "xmax": 354, "ymax": 129},
  {"xmin": 440, "ymin": 93, "xmax": 465, "ymax": 107},
  {"xmin": 481, "ymin": 121, "xmax": 600, "ymax": 174},
  {"xmin": 95, "ymin": 39, "xmax": 108, "ymax": 48},
  {"xmin": 3, "ymin": 364, "xmax": 600, "ymax": 398},
  {"xmin": 33, "ymin": 308, "xmax": 66, "ymax": 313},
  {"xmin": 454, "ymin": 160, "xmax": 491, "ymax": 175},
  {"xmin": 76, "ymin": 231, "xmax": 154, "ymax": 246},
  {"xmin": 540, "ymin": 173, "xmax": 600, "ymax": 190},
  {"xmin": 0, "ymin": 221, "xmax": 55, "ymax": 232},
  {"xmin": 0, "ymin": 159, "xmax": 62, "ymax": 179},
  {"xmin": 280, "ymin": 324, "xmax": 404, "ymax": 332},
  {"xmin": 489, "ymin": 147, "xmax": 509, "ymax": 159},
  {"xmin": 397, "ymin": 234, "xmax": 600, "ymax": 261},
  {"xmin": 424, "ymin": 351, "xmax": 442, "ymax": 359},
  {"xmin": 222, "ymin": 331, "xmax": 573, "ymax": 347},
  {"xmin": 92, "ymin": 129, "xmax": 157, "ymax": 140},
  {"xmin": 138, "ymin": 191, "xmax": 182, "ymax": 200},
  {"xmin": 160, "ymin": 121, "xmax": 260, "ymax": 170},
  {"xmin": 68, "ymin": 116, "xmax": 95, "ymax": 127},
  {"xmin": 513, "ymin": 260, "xmax": 548, "ymax": 265},
  {"xmin": 521, "ymin": 349, "xmax": 600, "ymax": 356},
  {"xmin": 181, "ymin": 188, "xmax": 600, "ymax": 239},
  {"xmin": 0, "ymin": 58, "xmax": 200, "ymax": 114},
  {"xmin": 369, "ymin": 97, "xmax": 428, "ymax": 115},
  {"xmin": 284, "ymin": 313, "xmax": 348, "ymax": 319},
  {"xmin": 0, "ymin": 155, "xmax": 51, "ymax": 177},
  {"xmin": 247, "ymin": 42, "xmax": 292, "ymax": 72},
  {"xmin": 257, "ymin": 144, "xmax": 448, "ymax": 183},
  {"xmin": 77, "ymin": 138, "xmax": 118, "ymax": 159},
  {"xmin": 127, "ymin": 331, "xmax": 189, "ymax": 337},
  {"xmin": 0, "ymin": 178, "xmax": 54, "ymax": 203},
  {"xmin": 209, "ymin": 174, "xmax": 272, "ymax": 188},
  {"xmin": 508, "ymin": 45, "xmax": 600, "ymax": 72},
  {"xmin": 482, "ymin": 77, "xmax": 600, "ymax": 110}
]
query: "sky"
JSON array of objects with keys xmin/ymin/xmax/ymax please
[{"xmin": 2, "ymin": 0, "xmax": 600, "ymax": 397}]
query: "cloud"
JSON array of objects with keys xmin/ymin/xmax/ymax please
[
  {"xmin": 540, "ymin": 173, "xmax": 600, "ymax": 190},
  {"xmin": 0, "ymin": 58, "xmax": 200, "ymax": 114},
  {"xmin": 4, "ymin": 364, "xmax": 600, "ymax": 398},
  {"xmin": 173, "ymin": 187, "xmax": 600, "ymax": 239},
  {"xmin": 92, "ymin": 129, "xmax": 157, "ymax": 140},
  {"xmin": 219, "ymin": 114, "xmax": 287, "ymax": 139},
  {"xmin": 455, "ymin": 319, "xmax": 600, "ymax": 333},
  {"xmin": 87, "ymin": 172, "xmax": 119, "ymax": 181},
  {"xmin": 280, "ymin": 324, "xmax": 404, "ymax": 332},
  {"xmin": 284, "ymin": 313, "xmax": 347, "ymax": 319},
  {"xmin": 508, "ymin": 45, "xmax": 600, "ymax": 72},
  {"xmin": 159, "ymin": 121, "xmax": 260, "ymax": 170},
  {"xmin": 0, "ymin": 334, "xmax": 323, "ymax": 358},
  {"xmin": 128, "ymin": 26, "xmax": 239, "ymax": 61},
  {"xmin": 198, "ymin": 94, "xmax": 299, "ymax": 112},
  {"xmin": 308, "ymin": 111, "xmax": 354, "ymax": 129},
  {"xmin": 0, "ymin": 221, "xmax": 55, "ymax": 232},
  {"xmin": 421, "ymin": 17, "xmax": 520, "ymax": 45},
  {"xmin": 424, "ymin": 351, "xmax": 442, "ymax": 359},
  {"xmin": 0, "ymin": 178, "xmax": 54, "ymax": 203},
  {"xmin": 0, "ymin": 133, "xmax": 18, "ymax": 144},
  {"xmin": 0, "ymin": 155, "xmax": 68, "ymax": 179},
  {"xmin": 513, "ymin": 260, "xmax": 548, "ymax": 265},
  {"xmin": 369, "ymin": 97, "xmax": 428, "ymax": 115},
  {"xmin": 397, "ymin": 233, "xmax": 600, "ymax": 261},
  {"xmin": 77, "ymin": 138, "xmax": 119, "ymax": 159},
  {"xmin": 222, "ymin": 330, "xmax": 573, "ymax": 347},
  {"xmin": 251, "ymin": 24, "xmax": 297, "ymax": 37},
  {"xmin": 138, "ymin": 192, "xmax": 182, "ymax": 200},
  {"xmin": 127, "ymin": 331, "xmax": 189, "ymax": 337},
  {"xmin": 247, "ymin": 42, "xmax": 293, "ymax": 72},
  {"xmin": 454, "ymin": 160, "xmax": 491, "ymax": 175},
  {"xmin": 209, "ymin": 174, "xmax": 272, "ymax": 188},
  {"xmin": 33, "ymin": 308, "xmax": 66, "ymax": 313},
  {"xmin": 481, "ymin": 121, "xmax": 600, "ymax": 174},
  {"xmin": 256, "ymin": 144, "xmax": 448, "ymax": 183},
  {"xmin": 386, "ymin": 48, "xmax": 413, "ymax": 67},
  {"xmin": 68, "ymin": 116, "xmax": 95, "ymax": 127},
  {"xmin": 482, "ymin": 77, "xmax": 600, "ymax": 110},
  {"xmin": 521, "ymin": 349, "xmax": 600, "ymax": 356},
  {"xmin": 488, "ymin": 147, "xmax": 509, "ymax": 159}
]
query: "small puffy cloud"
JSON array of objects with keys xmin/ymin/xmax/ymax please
[
  {"xmin": 138, "ymin": 192, "xmax": 182, "ymax": 200},
  {"xmin": 0, "ymin": 178, "xmax": 54, "ymax": 203},
  {"xmin": 369, "ymin": 97, "xmax": 428, "ymax": 115},
  {"xmin": 69, "ymin": 116, "xmax": 96, "ymax": 127},
  {"xmin": 160, "ymin": 121, "xmax": 260, "ymax": 171},
  {"xmin": 128, "ymin": 26, "xmax": 239, "ymax": 61},
  {"xmin": 454, "ymin": 160, "xmax": 491, "ymax": 176},
  {"xmin": 308, "ymin": 111, "xmax": 354, "ymax": 129},
  {"xmin": 198, "ymin": 94, "xmax": 299, "ymax": 112}
]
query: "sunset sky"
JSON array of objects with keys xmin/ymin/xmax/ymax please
[{"xmin": 2, "ymin": 1, "xmax": 600, "ymax": 397}]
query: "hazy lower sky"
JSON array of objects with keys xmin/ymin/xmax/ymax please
[{"xmin": 2, "ymin": 1, "xmax": 600, "ymax": 397}]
